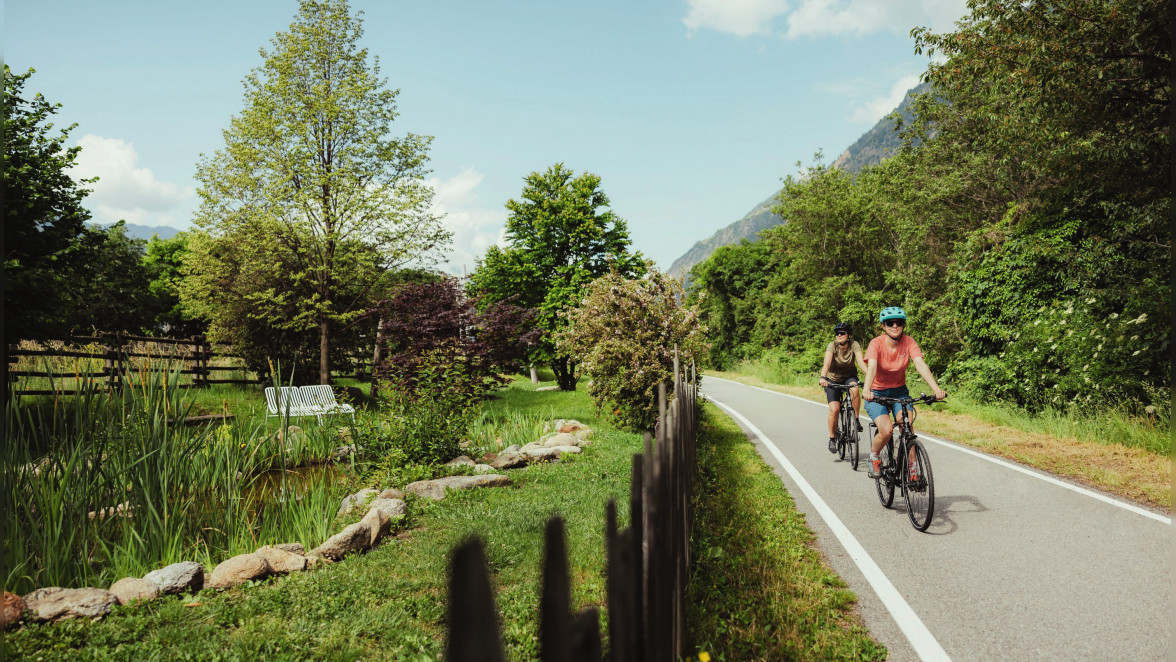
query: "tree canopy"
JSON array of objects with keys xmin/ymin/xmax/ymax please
[
  {"xmin": 468, "ymin": 163, "xmax": 645, "ymax": 390},
  {"xmin": 185, "ymin": 0, "xmax": 449, "ymax": 384}
]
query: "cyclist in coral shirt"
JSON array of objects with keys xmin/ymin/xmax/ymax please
[{"xmin": 862, "ymin": 307, "xmax": 947, "ymax": 478}]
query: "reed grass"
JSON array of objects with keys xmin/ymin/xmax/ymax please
[{"xmin": 2, "ymin": 366, "xmax": 356, "ymax": 595}]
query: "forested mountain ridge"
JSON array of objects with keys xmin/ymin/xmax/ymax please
[{"xmin": 668, "ymin": 82, "xmax": 930, "ymax": 279}]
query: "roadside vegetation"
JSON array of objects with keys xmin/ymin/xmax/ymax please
[{"xmin": 688, "ymin": 403, "xmax": 886, "ymax": 661}]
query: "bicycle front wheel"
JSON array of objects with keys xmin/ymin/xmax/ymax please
[
  {"xmin": 875, "ymin": 443, "xmax": 894, "ymax": 508},
  {"xmin": 904, "ymin": 440, "xmax": 935, "ymax": 531},
  {"xmin": 848, "ymin": 407, "xmax": 861, "ymax": 471}
]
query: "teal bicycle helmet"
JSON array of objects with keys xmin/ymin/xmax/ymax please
[{"xmin": 879, "ymin": 307, "xmax": 907, "ymax": 322}]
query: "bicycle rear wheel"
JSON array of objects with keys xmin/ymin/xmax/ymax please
[
  {"xmin": 848, "ymin": 406, "xmax": 861, "ymax": 471},
  {"xmin": 904, "ymin": 440, "xmax": 935, "ymax": 531},
  {"xmin": 874, "ymin": 443, "xmax": 894, "ymax": 507}
]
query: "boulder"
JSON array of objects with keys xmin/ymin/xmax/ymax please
[
  {"xmin": 520, "ymin": 442, "xmax": 545, "ymax": 453},
  {"xmin": 535, "ymin": 385, "xmax": 560, "ymax": 391},
  {"xmin": 368, "ymin": 498, "xmax": 407, "ymax": 521},
  {"xmin": 1, "ymin": 592, "xmax": 25, "ymax": 630},
  {"xmin": 274, "ymin": 542, "xmax": 306, "ymax": 555},
  {"xmin": 304, "ymin": 549, "xmax": 332, "ymax": 568},
  {"xmin": 312, "ymin": 521, "xmax": 373, "ymax": 560},
  {"xmin": 558, "ymin": 421, "xmax": 587, "ymax": 434},
  {"xmin": 208, "ymin": 553, "xmax": 272, "ymax": 590},
  {"xmin": 24, "ymin": 587, "xmax": 117, "ymax": 622},
  {"xmin": 522, "ymin": 447, "xmax": 563, "ymax": 461},
  {"xmin": 332, "ymin": 445, "xmax": 357, "ymax": 461},
  {"xmin": 473, "ymin": 463, "xmax": 496, "ymax": 474},
  {"xmin": 108, "ymin": 577, "xmax": 160, "ymax": 606},
  {"xmin": 254, "ymin": 546, "xmax": 309, "ymax": 574},
  {"xmin": 445, "ymin": 455, "xmax": 476, "ymax": 468},
  {"xmin": 336, "ymin": 488, "xmax": 379, "ymax": 519},
  {"xmin": 378, "ymin": 487, "xmax": 405, "ymax": 500},
  {"xmin": 503, "ymin": 444, "xmax": 521, "ymax": 454},
  {"xmin": 144, "ymin": 561, "xmax": 204, "ymax": 595},
  {"xmin": 359, "ymin": 507, "xmax": 390, "ymax": 546},
  {"xmin": 543, "ymin": 432, "xmax": 579, "ymax": 447},
  {"xmin": 548, "ymin": 445, "xmax": 581, "ymax": 454},
  {"xmin": 489, "ymin": 453, "xmax": 528, "ymax": 470},
  {"xmin": 404, "ymin": 474, "xmax": 512, "ymax": 501}
]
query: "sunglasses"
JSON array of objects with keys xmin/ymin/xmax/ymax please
[
  {"xmin": 883, "ymin": 319, "xmax": 906, "ymax": 328},
  {"xmin": 835, "ymin": 330, "xmax": 848, "ymax": 336}
]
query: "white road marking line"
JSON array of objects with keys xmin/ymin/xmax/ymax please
[
  {"xmin": 709, "ymin": 397, "xmax": 952, "ymax": 662},
  {"xmin": 704, "ymin": 375, "xmax": 1171, "ymax": 525}
]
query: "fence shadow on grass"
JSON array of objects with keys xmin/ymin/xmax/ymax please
[{"xmin": 445, "ymin": 355, "xmax": 698, "ymax": 662}]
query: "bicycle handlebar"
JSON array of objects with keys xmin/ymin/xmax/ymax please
[
  {"xmin": 871, "ymin": 392, "xmax": 945, "ymax": 405},
  {"xmin": 822, "ymin": 381, "xmax": 861, "ymax": 391}
]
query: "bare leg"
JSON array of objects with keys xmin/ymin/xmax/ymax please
[{"xmin": 827, "ymin": 400, "xmax": 841, "ymax": 439}]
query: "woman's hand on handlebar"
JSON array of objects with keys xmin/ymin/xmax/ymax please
[
  {"xmin": 864, "ymin": 390, "xmax": 874, "ymax": 401},
  {"xmin": 819, "ymin": 376, "xmax": 829, "ymax": 387},
  {"xmin": 934, "ymin": 388, "xmax": 947, "ymax": 401}
]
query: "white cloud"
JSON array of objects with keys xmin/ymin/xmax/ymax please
[
  {"xmin": 682, "ymin": 0, "xmax": 790, "ymax": 37},
  {"xmin": 70, "ymin": 134, "xmax": 196, "ymax": 229},
  {"xmin": 682, "ymin": 0, "xmax": 967, "ymax": 38},
  {"xmin": 849, "ymin": 73, "xmax": 922, "ymax": 123},
  {"xmin": 426, "ymin": 168, "xmax": 507, "ymax": 276}
]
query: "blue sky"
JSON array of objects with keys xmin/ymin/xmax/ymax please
[{"xmin": 7, "ymin": 0, "xmax": 967, "ymax": 272}]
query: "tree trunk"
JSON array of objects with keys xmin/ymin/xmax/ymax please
[
  {"xmin": 529, "ymin": 363, "xmax": 538, "ymax": 384},
  {"xmin": 552, "ymin": 357, "xmax": 577, "ymax": 391},
  {"xmin": 319, "ymin": 317, "xmax": 330, "ymax": 385},
  {"xmin": 370, "ymin": 316, "xmax": 386, "ymax": 399}
]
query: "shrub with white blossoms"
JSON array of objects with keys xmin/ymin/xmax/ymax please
[
  {"xmin": 557, "ymin": 266, "xmax": 708, "ymax": 431},
  {"xmin": 960, "ymin": 298, "xmax": 1166, "ymax": 417}
]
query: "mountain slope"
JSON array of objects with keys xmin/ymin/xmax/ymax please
[{"xmin": 669, "ymin": 82, "xmax": 930, "ymax": 279}]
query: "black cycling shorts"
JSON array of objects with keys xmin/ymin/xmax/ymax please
[{"xmin": 824, "ymin": 378, "xmax": 861, "ymax": 403}]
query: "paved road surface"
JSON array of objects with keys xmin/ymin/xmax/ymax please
[{"xmin": 702, "ymin": 375, "xmax": 1171, "ymax": 662}]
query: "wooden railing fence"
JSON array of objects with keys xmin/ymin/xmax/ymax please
[
  {"xmin": 6, "ymin": 333, "xmax": 263, "ymax": 397},
  {"xmin": 446, "ymin": 353, "xmax": 698, "ymax": 662}
]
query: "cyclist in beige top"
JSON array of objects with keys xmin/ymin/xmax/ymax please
[{"xmin": 818, "ymin": 322, "xmax": 868, "ymax": 453}]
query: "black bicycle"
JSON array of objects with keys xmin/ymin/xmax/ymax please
[
  {"xmin": 826, "ymin": 381, "xmax": 862, "ymax": 470},
  {"xmin": 868, "ymin": 393, "xmax": 942, "ymax": 531}
]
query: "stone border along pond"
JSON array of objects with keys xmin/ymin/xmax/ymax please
[{"xmin": 0, "ymin": 419, "xmax": 594, "ymax": 629}]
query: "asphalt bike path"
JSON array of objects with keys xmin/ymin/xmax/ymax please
[{"xmin": 702, "ymin": 375, "xmax": 1171, "ymax": 662}]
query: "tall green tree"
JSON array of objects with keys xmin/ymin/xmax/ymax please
[
  {"xmin": 469, "ymin": 164, "xmax": 645, "ymax": 390},
  {"xmin": 187, "ymin": 0, "xmax": 450, "ymax": 384},
  {"xmin": 3, "ymin": 66, "xmax": 95, "ymax": 339}
]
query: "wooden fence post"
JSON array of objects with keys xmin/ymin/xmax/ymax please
[{"xmin": 104, "ymin": 332, "xmax": 122, "ymax": 392}]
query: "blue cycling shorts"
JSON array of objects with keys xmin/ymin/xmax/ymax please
[{"xmin": 864, "ymin": 385, "xmax": 911, "ymax": 421}]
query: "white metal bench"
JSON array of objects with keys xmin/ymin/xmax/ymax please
[
  {"xmin": 264, "ymin": 386, "xmax": 326, "ymax": 424},
  {"xmin": 299, "ymin": 384, "xmax": 356, "ymax": 423}
]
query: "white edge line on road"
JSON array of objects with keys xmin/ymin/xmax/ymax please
[
  {"xmin": 709, "ymin": 397, "xmax": 952, "ymax": 662},
  {"xmin": 704, "ymin": 375, "xmax": 1171, "ymax": 525}
]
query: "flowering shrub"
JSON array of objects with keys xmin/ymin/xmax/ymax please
[
  {"xmin": 955, "ymin": 298, "xmax": 1166, "ymax": 416},
  {"xmin": 557, "ymin": 268, "xmax": 708, "ymax": 431}
]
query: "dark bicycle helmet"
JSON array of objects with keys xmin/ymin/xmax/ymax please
[
  {"xmin": 833, "ymin": 321, "xmax": 851, "ymax": 333},
  {"xmin": 879, "ymin": 306, "xmax": 907, "ymax": 322}
]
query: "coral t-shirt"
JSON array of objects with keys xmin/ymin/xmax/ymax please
[{"xmin": 865, "ymin": 334, "xmax": 923, "ymax": 390}]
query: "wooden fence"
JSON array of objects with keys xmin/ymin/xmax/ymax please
[
  {"xmin": 5, "ymin": 333, "xmax": 263, "ymax": 397},
  {"xmin": 446, "ymin": 354, "xmax": 698, "ymax": 661}
]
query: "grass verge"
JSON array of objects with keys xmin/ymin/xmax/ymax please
[
  {"xmin": 707, "ymin": 369, "xmax": 1171, "ymax": 511},
  {"xmin": 4, "ymin": 378, "xmax": 639, "ymax": 661},
  {"xmin": 687, "ymin": 403, "xmax": 886, "ymax": 661}
]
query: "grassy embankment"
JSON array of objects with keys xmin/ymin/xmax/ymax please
[
  {"xmin": 7, "ymin": 376, "xmax": 884, "ymax": 660},
  {"xmin": 707, "ymin": 362, "xmax": 1170, "ymax": 511}
]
